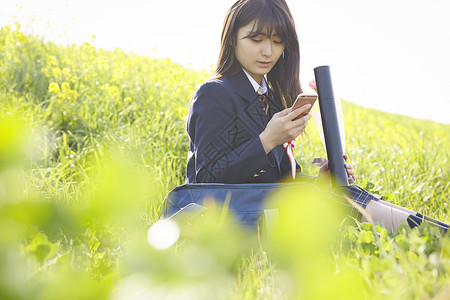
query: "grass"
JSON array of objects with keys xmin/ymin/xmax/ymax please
[{"xmin": 0, "ymin": 24, "xmax": 449, "ymax": 299}]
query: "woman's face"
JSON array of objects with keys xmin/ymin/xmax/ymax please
[{"xmin": 234, "ymin": 21, "xmax": 285, "ymax": 84}]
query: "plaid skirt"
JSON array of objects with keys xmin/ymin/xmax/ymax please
[{"xmin": 329, "ymin": 185, "xmax": 380, "ymax": 219}]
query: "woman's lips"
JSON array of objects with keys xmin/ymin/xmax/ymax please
[{"xmin": 257, "ymin": 61, "xmax": 271, "ymax": 68}]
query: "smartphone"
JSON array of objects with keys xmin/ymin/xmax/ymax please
[{"xmin": 290, "ymin": 93, "xmax": 318, "ymax": 119}]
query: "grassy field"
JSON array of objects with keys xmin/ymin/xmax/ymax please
[{"xmin": 1, "ymin": 24, "xmax": 450, "ymax": 299}]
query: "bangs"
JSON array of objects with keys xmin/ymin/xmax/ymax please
[{"xmin": 243, "ymin": 5, "xmax": 290, "ymax": 40}]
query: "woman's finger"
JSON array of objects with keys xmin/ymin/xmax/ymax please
[
  {"xmin": 345, "ymin": 163, "xmax": 355, "ymax": 173},
  {"xmin": 291, "ymin": 114, "xmax": 312, "ymax": 128},
  {"xmin": 345, "ymin": 162, "xmax": 356, "ymax": 183},
  {"xmin": 348, "ymin": 175, "xmax": 356, "ymax": 184},
  {"xmin": 286, "ymin": 104, "xmax": 311, "ymax": 121},
  {"xmin": 286, "ymin": 126, "xmax": 306, "ymax": 141},
  {"xmin": 273, "ymin": 108, "xmax": 291, "ymax": 118}
]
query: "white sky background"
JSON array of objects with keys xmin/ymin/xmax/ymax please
[{"xmin": 1, "ymin": 0, "xmax": 449, "ymax": 124}]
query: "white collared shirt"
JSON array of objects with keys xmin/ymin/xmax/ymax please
[{"xmin": 242, "ymin": 69, "xmax": 268, "ymax": 95}]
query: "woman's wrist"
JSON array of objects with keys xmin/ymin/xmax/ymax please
[{"xmin": 259, "ymin": 131, "xmax": 276, "ymax": 154}]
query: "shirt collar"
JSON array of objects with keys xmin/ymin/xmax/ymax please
[{"xmin": 242, "ymin": 69, "xmax": 268, "ymax": 95}]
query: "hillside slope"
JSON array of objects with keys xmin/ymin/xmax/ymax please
[{"xmin": 1, "ymin": 25, "xmax": 449, "ymax": 299}]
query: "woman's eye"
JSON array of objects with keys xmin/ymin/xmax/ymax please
[
  {"xmin": 273, "ymin": 40, "xmax": 284, "ymax": 44},
  {"xmin": 251, "ymin": 38, "xmax": 262, "ymax": 42}
]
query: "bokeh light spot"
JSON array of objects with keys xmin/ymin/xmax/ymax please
[{"xmin": 147, "ymin": 219, "xmax": 180, "ymax": 250}]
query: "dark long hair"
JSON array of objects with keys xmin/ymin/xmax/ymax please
[{"xmin": 214, "ymin": 0, "xmax": 302, "ymax": 108}]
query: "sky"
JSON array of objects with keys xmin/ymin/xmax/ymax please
[{"xmin": 1, "ymin": 0, "xmax": 449, "ymax": 124}]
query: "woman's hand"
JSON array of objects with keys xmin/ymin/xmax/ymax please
[
  {"xmin": 343, "ymin": 155, "xmax": 356, "ymax": 184},
  {"xmin": 259, "ymin": 104, "xmax": 312, "ymax": 154},
  {"xmin": 318, "ymin": 155, "xmax": 356, "ymax": 184}
]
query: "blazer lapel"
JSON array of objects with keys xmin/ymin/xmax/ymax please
[
  {"xmin": 227, "ymin": 71, "xmax": 286, "ymax": 174},
  {"xmin": 227, "ymin": 70, "xmax": 268, "ymax": 132},
  {"xmin": 227, "ymin": 70, "xmax": 257, "ymax": 102}
]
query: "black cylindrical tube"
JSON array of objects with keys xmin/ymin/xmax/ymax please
[{"xmin": 314, "ymin": 66, "xmax": 349, "ymax": 187}]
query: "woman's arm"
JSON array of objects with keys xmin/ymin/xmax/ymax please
[
  {"xmin": 187, "ymin": 81, "xmax": 273, "ymax": 183},
  {"xmin": 259, "ymin": 106, "xmax": 312, "ymax": 154}
]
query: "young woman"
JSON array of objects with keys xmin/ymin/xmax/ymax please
[{"xmin": 184, "ymin": 0, "xmax": 447, "ymax": 232}]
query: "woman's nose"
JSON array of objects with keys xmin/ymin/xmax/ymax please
[{"xmin": 261, "ymin": 40, "xmax": 272, "ymax": 57}]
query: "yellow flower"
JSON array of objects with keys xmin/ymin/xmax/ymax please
[
  {"xmin": 48, "ymin": 82, "xmax": 61, "ymax": 94},
  {"xmin": 52, "ymin": 67, "xmax": 62, "ymax": 80},
  {"xmin": 108, "ymin": 86, "xmax": 120, "ymax": 99},
  {"xmin": 62, "ymin": 68, "xmax": 71, "ymax": 79},
  {"xmin": 61, "ymin": 82, "xmax": 71, "ymax": 93}
]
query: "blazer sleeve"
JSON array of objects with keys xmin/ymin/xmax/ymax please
[{"xmin": 187, "ymin": 81, "xmax": 274, "ymax": 183}]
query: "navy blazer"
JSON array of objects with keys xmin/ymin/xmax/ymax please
[{"xmin": 186, "ymin": 70, "xmax": 305, "ymax": 184}]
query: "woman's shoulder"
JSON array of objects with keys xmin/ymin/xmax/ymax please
[
  {"xmin": 188, "ymin": 77, "xmax": 236, "ymax": 121},
  {"xmin": 192, "ymin": 77, "xmax": 234, "ymax": 105},
  {"xmin": 195, "ymin": 77, "xmax": 230, "ymax": 94},
  {"xmin": 194, "ymin": 70, "xmax": 246, "ymax": 98}
]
